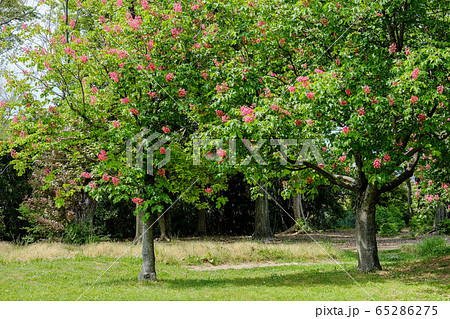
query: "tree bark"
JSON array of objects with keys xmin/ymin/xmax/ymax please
[
  {"xmin": 157, "ymin": 211, "xmax": 171, "ymax": 242},
  {"xmin": 354, "ymin": 183, "xmax": 382, "ymax": 272},
  {"xmin": 73, "ymin": 191, "xmax": 97, "ymax": 233},
  {"xmin": 406, "ymin": 178, "xmax": 414, "ymax": 224},
  {"xmin": 138, "ymin": 212, "xmax": 157, "ymax": 281},
  {"xmin": 196, "ymin": 208, "xmax": 207, "ymax": 236},
  {"xmin": 134, "ymin": 208, "xmax": 144, "ymax": 243},
  {"xmin": 253, "ymin": 188, "xmax": 272, "ymax": 240}
]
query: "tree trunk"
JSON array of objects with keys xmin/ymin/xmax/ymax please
[
  {"xmin": 157, "ymin": 211, "xmax": 171, "ymax": 242},
  {"xmin": 138, "ymin": 212, "xmax": 157, "ymax": 281},
  {"xmin": 134, "ymin": 208, "xmax": 144, "ymax": 243},
  {"xmin": 354, "ymin": 183, "xmax": 382, "ymax": 272},
  {"xmin": 253, "ymin": 188, "xmax": 272, "ymax": 240},
  {"xmin": 73, "ymin": 191, "xmax": 97, "ymax": 233},
  {"xmin": 196, "ymin": 208, "xmax": 207, "ymax": 236},
  {"xmin": 406, "ymin": 178, "xmax": 414, "ymax": 224}
]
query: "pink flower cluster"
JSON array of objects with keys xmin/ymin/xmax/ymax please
[
  {"xmin": 296, "ymin": 76, "xmax": 309, "ymax": 88},
  {"xmin": 130, "ymin": 108, "xmax": 139, "ymax": 115},
  {"xmin": 342, "ymin": 126, "xmax": 350, "ymax": 134},
  {"xmin": 383, "ymin": 154, "xmax": 391, "ymax": 162},
  {"xmin": 373, "ymin": 158, "xmax": 381, "ymax": 168},
  {"xmin": 112, "ymin": 176, "xmax": 120, "ymax": 186},
  {"xmin": 437, "ymin": 85, "xmax": 444, "ymax": 94},
  {"xmin": 126, "ymin": 12, "xmax": 142, "ymax": 31},
  {"xmin": 178, "ymin": 88, "xmax": 187, "ymax": 97},
  {"xmin": 108, "ymin": 72, "xmax": 120, "ymax": 83},
  {"xmin": 81, "ymin": 172, "xmax": 91, "ymax": 178},
  {"xmin": 357, "ymin": 107, "xmax": 365, "ymax": 116},
  {"xmin": 410, "ymin": 95, "xmax": 418, "ymax": 104},
  {"xmin": 173, "ymin": 2, "xmax": 182, "ymax": 12},
  {"xmin": 411, "ymin": 68, "xmax": 419, "ymax": 80},
  {"xmin": 98, "ymin": 150, "xmax": 108, "ymax": 162},
  {"xmin": 64, "ymin": 47, "xmax": 76, "ymax": 58},
  {"xmin": 166, "ymin": 73, "xmax": 174, "ymax": 82},
  {"xmin": 389, "ymin": 43, "xmax": 396, "ymax": 53},
  {"xmin": 306, "ymin": 91, "xmax": 315, "ymax": 100},
  {"xmin": 205, "ymin": 188, "xmax": 212, "ymax": 194},
  {"xmin": 217, "ymin": 149, "xmax": 227, "ymax": 158},
  {"xmin": 132, "ymin": 197, "xmax": 144, "ymax": 205},
  {"xmin": 216, "ymin": 82, "xmax": 229, "ymax": 94},
  {"xmin": 363, "ymin": 85, "xmax": 370, "ymax": 94}
]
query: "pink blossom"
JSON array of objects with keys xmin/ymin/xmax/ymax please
[
  {"xmin": 158, "ymin": 169, "xmax": 165, "ymax": 176},
  {"xmin": 64, "ymin": 47, "xmax": 76, "ymax": 57},
  {"xmin": 162, "ymin": 126, "xmax": 170, "ymax": 133},
  {"xmin": 306, "ymin": 91, "xmax": 315, "ymax": 100},
  {"xmin": 216, "ymin": 82, "xmax": 229, "ymax": 94},
  {"xmin": 363, "ymin": 85, "xmax": 370, "ymax": 94},
  {"xmin": 295, "ymin": 119, "xmax": 302, "ymax": 126},
  {"xmin": 442, "ymin": 183, "xmax": 448, "ymax": 191},
  {"xmin": 111, "ymin": 177, "xmax": 120, "ymax": 186},
  {"xmin": 428, "ymin": 180, "xmax": 433, "ymax": 186},
  {"xmin": 418, "ymin": 113, "xmax": 426, "ymax": 122},
  {"xmin": 288, "ymin": 86, "xmax": 296, "ymax": 93},
  {"xmin": 166, "ymin": 73, "xmax": 174, "ymax": 82},
  {"xmin": 178, "ymin": 88, "xmax": 187, "ymax": 97},
  {"xmin": 240, "ymin": 105, "xmax": 254, "ymax": 116},
  {"xmin": 113, "ymin": 120, "xmax": 120, "ymax": 128},
  {"xmin": 383, "ymin": 154, "xmax": 391, "ymax": 162},
  {"xmin": 81, "ymin": 172, "xmax": 91, "ymax": 178},
  {"xmin": 108, "ymin": 72, "xmax": 120, "ymax": 83},
  {"xmin": 98, "ymin": 150, "xmax": 108, "ymax": 162},
  {"xmin": 130, "ymin": 108, "xmax": 139, "ymax": 115},
  {"xmin": 0, "ymin": 101, "xmax": 6, "ymax": 108},
  {"xmin": 296, "ymin": 76, "xmax": 309, "ymax": 88},
  {"xmin": 141, "ymin": 0, "xmax": 150, "ymax": 10},
  {"xmin": 102, "ymin": 174, "xmax": 110, "ymax": 181},
  {"xmin": 132, "ymin": 197, "xmax": 144, "ymax": 205},
  {"xmin": 437, "ymin": 85, "xmax": 444, "ymax": 94},
  {"xmin": 69, "ymin": 19, "xmax": 76, "ymax": 28},
  {"xmin": 410, "ymin": 95, "xmax": 418, "ymax": 104},
  {"xmin": 373, "ymin": 158, "xmax": 381, "ymax": 168},
  {"xmin": 340, "ymin": 99, "xmax": 347, "ymax": 106},
  {"xmin": 90, "ymin": 96, "xmax": 97, "ymax": 105},
  {"xmin": 342, "ymin": 126, "xmax": 350, "ymax": 134},
  {"xmin": 244, "ymin": 115, "xmax": 255, "ymax": 123},
  {"xmin": 173, "ymin": 2, "xmax": 182, "ymax": 12},
  {"xmin": 345, "ymin": 89, "xmax": 352, "ymax": 96},
  {"xmin": 306, "ymin": 119, "xmax": 313, "ymax": 126},
  {"xmin": 89, "ymin": 182, "xmax": 97, "ymax": 189},
  {"xmin": 280, "ymin": 38, "xmax": 285, "ymax": 44},
  {"xmin": 221, "ymin": 114, "xmax": 230, "ymax": 123},
  {"xmin": 160, "ymin": 147, "xmax": 166, "ymax": 155},
  {"xmin": 99, "ymin": 16, "xmax": 106, "ymax": 24},
  {"xmin": 115, "ymin": 0, "xmax": 122, "ymax": 6},
  {"xmin": 389, "ymin": 43, "xmax": 396, "ymax": 53},
  {"xmin": 217, "ymin": 149, "xmax": 226, "ymax": 158},
  {"xmin": 435, "ymin": 194, "xmax": 439, "ymax": 200},
  {"xmin": 121, "ymin": 97, "xmax": 130, "ymax": 104},
  {"xmin": 318, "ymin": 163, "xmax": 325, "ymax": 169},
  {"xmin": 205, "ymin": 188, "xmax": 212, "ymax": 194},
  {"xmin": 101, "ymin": 0, "xmax": 107, "ymax": 4},
  {"xmin": 411, "ymin": 68, "xmax": 419, "ymax": 80},
  {"xmin": 10, "ymin": 149, "xmax": 17, "ymax": 157},
  {"xmin": 92, "ymin": 87, "xmax": 98, "ymax": 94},
  {"xmin": 79, "ymin": 55, "xmax": 88, "ymax": 63},
  {"xmin": 358, "ymin": 107, "xmax": 365, "ymax": 116},
  {"xmin": 404, "ymin": 46, "xmax": 411, "ymax": 55}
]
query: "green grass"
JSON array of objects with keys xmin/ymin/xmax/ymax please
[{"xmin": 0, "ymin": 249, "xmax": 448, "ymax": 300}]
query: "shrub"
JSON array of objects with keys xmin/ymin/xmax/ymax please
[
  {"xmin": 415, "ymin": 237, "xmax": 450, "ymax": 257},
  {"xmin": 376, "ymin": 205, "xmax": 406, "ymax": 236},
  {"xmin": 438, "ymin": 219, "xmax": 450, "ymax": 235}
]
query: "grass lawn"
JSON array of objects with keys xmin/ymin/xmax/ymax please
[{"xmin": 0, "ymin": 240, "xmax": 448, "ymax": 301}]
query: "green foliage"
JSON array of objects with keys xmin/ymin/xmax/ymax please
[
  {"xmin": 438, "ymin": 219, "xmax": 450, "ymax": 235},
  {"xmin": 415, "ymin": 237, "xmax": 450, "ymax": 257},
  {"xmin": 62, "ymin": 223, "xmax": 109, "ymax": 245},
  {"xmin": 376, "ymin": 205, "xmax": 406, "ymax": 237}
]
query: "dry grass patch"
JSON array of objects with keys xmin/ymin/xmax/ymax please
[{"xmin": 0, "ymin": 239, "xmax": 339, "ymax": 265}]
